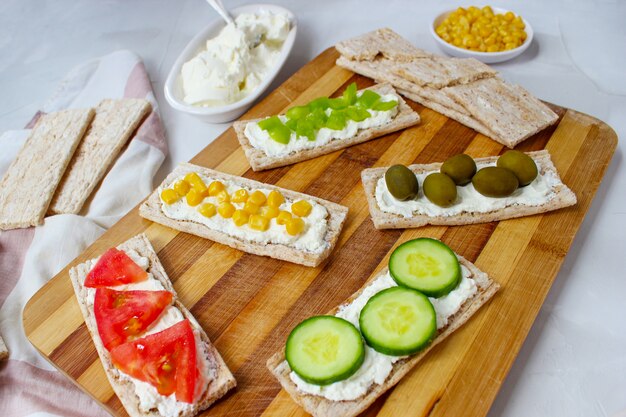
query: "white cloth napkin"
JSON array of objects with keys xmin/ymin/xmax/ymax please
[{"xmin": 0, "ymin": 50, "xmax": 167, "ymax": 417}]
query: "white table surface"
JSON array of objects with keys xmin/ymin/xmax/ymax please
[{"xmin": 1, "ymin": 0, "xmax": 625, "ymax": 416}]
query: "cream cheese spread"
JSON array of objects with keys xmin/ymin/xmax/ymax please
[
  {"xmin": 159, "ymin": 175, "xmax": 330, "ymax": 253},
  {"xmin": 289, "ymin": 263, "xmax": 477, "ymax": 401},
  {"xmin": 376, "ymin": 160, "xmax": 561, "ymax": 218},
  {"xmin": 181, "ymin": 10, "xmax": 290, "ymax": 106},
  {"xmin": 244, "ymin": 93, "xmax": 400, "ymax": 157},
  {"xmin": 85, "ymin": 250, "xmax": 212, "ymax": 417}
]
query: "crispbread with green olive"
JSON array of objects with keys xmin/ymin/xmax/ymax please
[{"xmin": 361, "ymin": 150, "xmax": 576, "ymax": 229}]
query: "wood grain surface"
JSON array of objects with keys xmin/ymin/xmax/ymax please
[{"xmin": 23, "ymin": 47, "xmax": 617, "ymax": 417}]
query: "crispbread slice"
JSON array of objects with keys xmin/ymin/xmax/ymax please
[
  {"xmin": 233, "ymin": 83, "xmax": 420, "ymax": 171},
  {"xmin": 139, "ymin": 163, "xmax": 348, "ymax": 267},
  {"xmin": 395, "ymin": 88, "xmax": 501, "ymax": 140},
  {"xmin": 362, "ymin": 150, "xmax": 577, "ymax": 229},
  {"xmin": 0, "ymin": 108, "xmax": 94, "ymax": 230},
  {"xmin": 49, "ymin": 98, "xmax": 151, "ymax": 215},
  {"xmin": 69, "ymin": 234, "xmax": 236, "ymax": 417},
  {"xmin": 335, "ymin": 27, "xmax": 431, "ymax": 61},
  {"xmin": 267, "ymin": 256, "xmax": 499, "ymax": 417},
  {"xmin": 0, "ymin": 333, "xmax": 8, "ymax": 361},
  {"xmin": 443, "ymin": 78, "xmax": 559, "ymax": 148},
  {"xmin": 393, "ymin": 56, "xmax": 497, "ymax": 89}
]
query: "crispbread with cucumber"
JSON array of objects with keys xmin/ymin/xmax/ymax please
[
  {"xmin": 69, "ymin": 233, "xmax": 235, "ymax": 417},
  {"xmin": 139, "ymin": 163, "xmax": 348, "ymax": 267},
  {"xmin": 233, "ymin": 82, "xmax": 420, "ymax": 171},
  {"xmin": 267, "ymin": 238, "xmax": 499, "ymax": 417},
  {"xmin": 362, "ymin": 150, "xmax": 576, "ymax": 229}
]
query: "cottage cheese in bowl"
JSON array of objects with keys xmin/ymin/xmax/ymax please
[{"xmin": 181, "ymin": 10, "xmax": 291, "ymax": 107}]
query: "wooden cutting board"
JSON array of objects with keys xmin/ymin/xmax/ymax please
[{"xmin": 23, "ymin": 47, "xmax": 617, "ymax": 417}]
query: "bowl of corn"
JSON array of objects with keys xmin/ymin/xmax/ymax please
[{"xmin": 431, "ymin": 6, "xmax": 533, "ymax": 63}]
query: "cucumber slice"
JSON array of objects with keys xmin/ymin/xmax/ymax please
[
  {"xmin": 285, "ymin": 315, "xmax": 365, "ymax": 385},
  {"xmin": 389, "ymin": 238, "xmax": 461, "ymax": 298},
  {"xmin": 359, "ymin": 287, "xmax": 436, "ymax": 356}
]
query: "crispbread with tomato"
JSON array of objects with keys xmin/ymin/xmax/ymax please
[{"xmin": 69, "ymin": 233, "xmax": 235, "ymax": 417}]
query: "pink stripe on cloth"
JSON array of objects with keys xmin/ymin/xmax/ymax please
[
  {"xmin": 24, "ymin": 111, "xmax": 45, "ymax": 129},
  {"xmin": 0, "ymin": 359, "xmax": 110, "ymax": 417},
  {"xmin": 0, "ymin": 228, "xmax": 35, "ymax": 307},
  {"xmin": 124, "ymin": 61, "xmax": 168, "ymax": 155}
]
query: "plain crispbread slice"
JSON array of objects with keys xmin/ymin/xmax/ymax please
[
  {"xmin": 0, "ymin": 108, "xmax": 94, "ymax": 230},
  {"xmin": 267, "ymin": 257, "xmax": 499, "ymax": 417},
  {"xmin": 361, "ymin": 150, "xmax": 577, "ymax": 230},
  {"xmin": 69, "ymin": 234, "xmax": 236, "ymax": 417},
  {"xmin": 395, "ymin": 87, "xmax": 501, "ymax": 140},
  {"xmin": 443, "ymin": 78, "xmax": 559, "ymax": 148},
  {"xmin": 233, "ymin": 83, "xmax": 420, "ymax": 171},
  {"xmin": 139, "ymin": 163, "xmax": 348, "ymax": 267},
  {"xmin": 393, "ymin": 56, "xmax": 497, "ymax": 89},
  {"xmin": 335, "ymin": 56, "xmax": 470, "ymax": 116},
  {"xmin": 0, "ymin": 333, "xmax": 8, "ymax": 361},
  {"xmin": 49, "ymin": 98, "xmax": 151, "ymax": 215},
  {"xmin": 335, "ymin": 27, "xmax": 431, "ymax": 61}
]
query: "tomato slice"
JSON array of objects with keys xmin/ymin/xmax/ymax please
[
  {"xmin": 110, "ymin": 319, "xmax": 198, "ymax": 403},
  {"xmin": 94, "ymin": 288, "xmax": 173, "ymax": 351},
  {"xmin": 84, "ymin": 248, "xmax": 148, "ymax": 288}
]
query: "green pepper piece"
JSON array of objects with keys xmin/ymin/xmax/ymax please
[
  {"xmin": 357, "ymin": 90, "xmax": 381, "ymax": 109},
  {"xmin": 296, "ymin": 118, "xmax": 316, "ymax": 141},
  {"xmin": 329, "ymin": 97, "xmax": 347, "ymax": 110},
  {"xmin": 286, "ymin": 105, "xmax": 310, "ymax": 121},
  {"xmin": 268, "ymin": 123, "xmax": 292, "ymax": 144},
  {"xmin": 326, "ymin": 110, "xmax": 347, "ymax": 130},
  {"xmin": 372, "ymin": 100, "xmax": 398, "ymax": 111},
  {"xmin": 258, "ymin": 115, "xmax": 284, "ymax": 131},
  {"xmin": 307, "ymin": 108, "xmax": 328, "ymax": 129},
  {"xmin": 285, "ymin": 118, "xmax": 298, "ymax": 132},
  {"xmin": 309, "ymin": 97, "xmax": 330, "ymax": 111},
  {"xmin": 346, "ymin": 107, "xmax": 371, "ymax": 122},
  {"xmin": 342, "ymin": 82, "xmax": 357, "ymax": 105}
]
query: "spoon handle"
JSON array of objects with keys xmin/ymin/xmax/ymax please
[{"xmin": 207, "ymin": 0, "xmax": 234, "ymax": 25}]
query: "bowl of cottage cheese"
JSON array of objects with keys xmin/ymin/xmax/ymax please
[{"xmin": 164, "ymin": 4, "xmax": 297, "ymax": 123}]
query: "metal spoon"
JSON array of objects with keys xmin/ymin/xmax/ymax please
[{"xmin": 207, "ymin": 0, "xmax": 234, "ymax": 26}]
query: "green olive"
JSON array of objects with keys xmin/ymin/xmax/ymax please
[
  {"xmin": 440, "ymin": 154, "xmax": 477, "ymax": 186},
  {"xmin": 497, "ymin": 150, "xmax": 538, "ymax": 187},
  {"xmin": 385, "ymin": 164, "xmax": 419, "ymax": 201},
  {"xmin": 472, "ymin": 167, "xmax": 519, "ymax": 198},
  {"xmin": 423, "ymin": 173, "xmax": 457, "ymax": 207}
]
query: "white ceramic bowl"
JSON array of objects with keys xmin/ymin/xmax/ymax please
[
  {"xmin": 164, "ymin": 4, "xmax": 297, "ymax": 123},
  {"xmin": 430, "ymin": 7, "xmax": 533, "ymax": 64}
]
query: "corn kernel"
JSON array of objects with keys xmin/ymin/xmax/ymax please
[
  {"xmin": 231, "ymin": 189, "xmax": 249, "ymax": 203},
  {"xmin": 198, "ymin": 203, "xmax": 216, "ymax": 218},
  {"xmin": 243, "ymin": 201, "xmax": 260, "ymax": 215},
  {"xmin": 276, "ymin": 210, "xmax": 292, "ymax": 225},
  {"xmin": 208, "ymin": 181, "xmax": 225, "ymax": 196},
  {"xmin": 232, "ymin": 209, "xmax": 249, "ymax": 226},
  {"xmin": 173, "ymin": 180, "xmax": 190, "ymax": 196},
  {"xmin": 260, "ymin": 205, "xmax": 280, "ymax": 219},
  {"xmin": 161, "ymin": 189, "xmax": 179, "ymax": 205},
  {"xmin": 267, "ymin": 190, "xmax": 285, "ymax": 207},
  {"xmin": 249, "ymin": 190, "xmax": 267, "ymax": 206},
  {"xmin": 184, "ymin": 172, "xmax": 206, "ymax": 192},
  {"xmin": 186, "ymin": 188, "xmax": 205, "ymax": 206},
  {"xmin": 291, "ymin": 200, "xmax": 312, "ymax": 217},
  {"xmin": 218, "ymin": 202, "xmax": 235, "ymax": 218},
  {"xmin": 286, "ymin": 217, "xmax": 305, "ymax": 236},
  {"xmin": 215, "ymin": 190, "xmax": 230, "ymax": 203},
  {"xmin": 248, "ymin": 214, "xmax": 270, "ymax": 232}
]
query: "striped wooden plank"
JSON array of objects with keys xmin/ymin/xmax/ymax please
[{"xmin": 23, "ymin": 47, "xmax": 617, "ymax": 417}]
